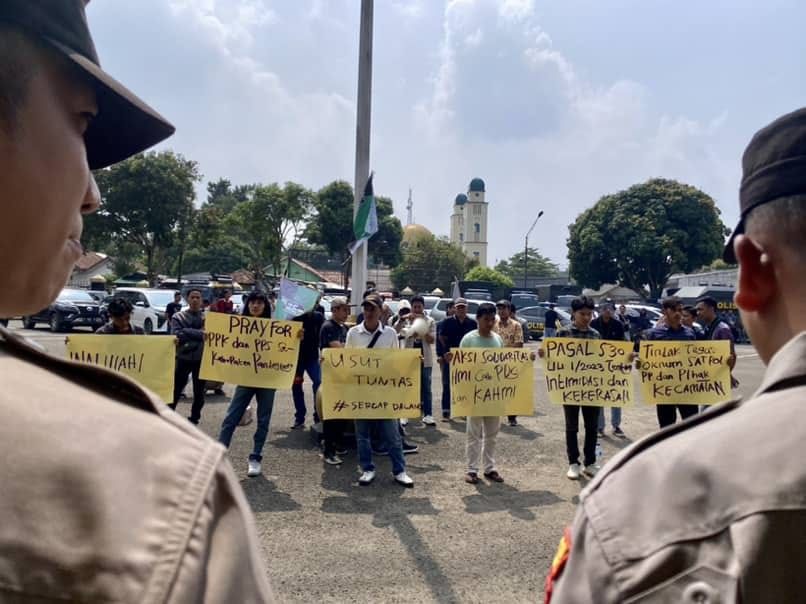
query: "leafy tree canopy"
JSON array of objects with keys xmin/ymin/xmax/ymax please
[
  {"xmin": 391, "ymin": 235, "xmax": 468, "ymax": 293},
  {"xmin": 464, "ymin": 266, "xmax": 514, "ymax": 288},
  {"xmin": 93, "ymin": 151, "xmax": 200, "ymax": 284},
  {"xmin": 567, "ymin": 178, "xmax": 728, "ymax": 299},
  {"xmin": 494, "ymin": 247, "xmax": 559, "ymax": 282}
]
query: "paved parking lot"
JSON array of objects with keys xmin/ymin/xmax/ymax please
[{"xmin": 16, "ymin": 325, "xmax": 765, "ymax": 603}]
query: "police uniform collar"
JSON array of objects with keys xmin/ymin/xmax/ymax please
[{"xmin": 754, "ymin": 331, "xmax": 806, "ymax": 396}]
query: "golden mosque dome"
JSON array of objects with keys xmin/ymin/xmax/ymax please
[{"xmin": 402, "ymin": 223, "xmax": 433, "ymax": 245}]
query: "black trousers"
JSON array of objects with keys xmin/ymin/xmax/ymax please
[
  {"xmin": 323, "ymin": 419, "xmax": 352, "ymax": 457},
  {"xmin": 564, "ymin": 405, "xmax": 600, "ymax": 466},
  {"xmin": 170, "ymin": 358, "xmax": 205, "ymax": 423},
  {"xmin": 656, "ymin": 404, "xmax": 698, "ymax": 429}
]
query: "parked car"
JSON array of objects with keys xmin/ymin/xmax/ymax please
[
  {"xmin": 23, "ymin": 288, "xmax": 105, "ymax": 332},
  {"xmin": 429, "ymin": 297, "xmax": 488, "ymax": 321},
  {"xmin": 517, "ymin": 305, "xmax": 572, "ymax": 340},
  {"xmin": 112, "ymin": 288, "xmax": 177, "ymax": 333}
]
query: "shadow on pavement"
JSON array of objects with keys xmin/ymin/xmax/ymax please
[
  {"xmin": 462, "ymin": 484, "xmax": 562, "ymax": 520},
  {"xmin": 322, "ymin": 485, "xmax": 459, "ymax": 602},
  {"xmin": 271, "ymin": 428, "xmax": 319, "ymax": 451},
  {"xmin": 501, "ymin": 425, "xmax": 543, "ymax": 441},
  {"xmin": 240, "ymin": 475, "xmax": 301, "ymax": 513}
]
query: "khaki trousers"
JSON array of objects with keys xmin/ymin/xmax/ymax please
[{"xmin": 466, "ymin": 416, "xmax": 500, "ymax": 474}]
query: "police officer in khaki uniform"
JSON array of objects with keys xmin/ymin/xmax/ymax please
[
  {"xmin": 0, "ymin": 3, "xmax": 273, "ymax": 602},
  {"xmin": 546, "ymin": 108, "xmax": 806, "ymax": 603}
]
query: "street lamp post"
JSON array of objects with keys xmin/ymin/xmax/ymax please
[{"xmin": 524, "ymin": 210, "xmax": 544, "ymax": 289}]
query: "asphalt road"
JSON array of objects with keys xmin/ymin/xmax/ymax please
[{"xmin": 14, "ymin": 325, "xmax": 766, "ymax": 603}]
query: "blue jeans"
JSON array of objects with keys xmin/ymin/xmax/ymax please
[
  {"xmin": 440, "ymin": 359, "xmax": 451, "ymax": 416},
  {"xmin": 292, "ymin": 357, "xmax": 321, "ymax": 424},
  {"xmin": 543, "ymin": 327, "xmax": 557, "ymax": 338},
  {"xmin": 355, "ymin": 419, "xmax": 405, "ymax": 475},
  {"xmin": 218, "ymin": 386, "xmax": 276, "ymax": 461},
  {"xmin": 598, "ymin": 407, "xmax": 622, "ymax": 430},
  {"xmin": 421, "ymin": 365, "xmax": 433, "ymax": 417}
]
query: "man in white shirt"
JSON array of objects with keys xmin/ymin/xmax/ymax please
[{"xmin": 346, "ymin": 293, "xmax": 414, "ymax": 487}]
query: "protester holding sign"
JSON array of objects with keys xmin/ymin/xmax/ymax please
[
  {"xmin": 541, "ymin": 296, "xmax": 602, "ymax": 480},
  {"xmin": 449, "ymin": 303, "xmax": 506, "ymax": 484},
  {"xmin": 494, "ymin": 299, "xmax": 524, "ymax": 427},
  {"xmin": 346, "ymin": 293, "xmax": 413, "ymax": 488},
  {"xmin": 319, "ymin": 297, "xmax": 351, "ymax": 465},
  {"xmin": 439, "ymin": 298, "xmax": 478, "ymax": 420},
  {"xmin": 590, "ymin": 304, "xmax": 627, "ymax": 438},
  {"xmin": 169, "ymin": 288, "xmax": 207, "ymax": 424},
  {"xmin": 95, "ymin": 297, "xmax": 145, "ymax": 335},
  {"xmin": 640, "ymin": 296, "xmax": 698, "ymax": 428},
  {"xmin": 218, "ymin": 290, "xmax": 278, "ymax": 478}
]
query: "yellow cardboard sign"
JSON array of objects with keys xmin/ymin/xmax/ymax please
[
  {"xmin": 199, "ymin": 313, "xmax": 302, "ymax": 389},
  {"xmin": 66, "ymin": 334, "xmax": 176, "ymax": 402},
  {"xmin": 450, "ymin": 348, "xmax": 534, "ymax": 417},
  {"xmin": 638, "ymin": 340, "xmax": 732, "ymax": 405},
  {"xmin": 542, "ymin": 338, "xmax": 635, "ymax": 407},
  {"xmin": 320, "ymin": 349, "xmax": 422, "ymax": 419}
]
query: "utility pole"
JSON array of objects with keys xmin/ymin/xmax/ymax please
[
  {"xmin": 524, "ymin": 210, "xmax": 544, "ymax": 289},
  {"xmin": 350, "ymin": 0, "xmax": 373, "ymax": 314}
]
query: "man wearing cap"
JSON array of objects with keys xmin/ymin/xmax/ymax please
[
  {"xmin": 438, "ymin": 298, "xmax": 478, "ymax": 419},
  {"xmin": 345, "ymin": 293, "xmax": 414, "ymax": 487},
  {"xmin": 0, "ymin": 3, "xmax": 273, "ymax": 602},
  {"xmin": 546, "ymin": 108, "xmax": 806, "ymax": 603}
]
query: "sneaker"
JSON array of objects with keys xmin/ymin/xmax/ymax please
[
  {"xmin": 441, "ymin": 414, "xmax": 451, "ymax": 422},
  {"xmin": 613, "ymin": 427, "xmax": 626, "ymax": 438},
  {"xmin": 358, "ymin": 470, "xmax": 376, "ymax": 485},
  {"xmin": 400, "ymin": 418, "xmax": 409, "ymax": 426},
  {"xmin": 247, "ymin": 459, "xmax": 261, "ymax": 477},
  {"xmin": 290, "ymin": 421, "xmax": 305, "ymax": 430},
  {"xmin": 402, "ymin": 442, "xmax": 419, "ymax": 454},
  {"xmin": 597, "ymin": 428, "xmax": 605, "ymax": 437},
  {"xmin": 213, "ymin": 388, "xmax": 225, "ymax": 396},
  {"xmin": 324, "ymin": 454, "xmax": 343, "ymax": 466},
  {"xmin": 422, "ymin": 415, "xmax": 436, "ymax": 426},
  {"xmin": 508, "ymin": 417, "xmax": 518, "ymax": 427},
  {"xmin": 394, "ymin": 472, "xmax": 414, "ymax": 488},
  {"xmin": 566, "ymin": 464, "xmax": 581, "ymax": 480},
  {"xmin": 583, "ymin": 464, "xmax": 599, "ymax": 478},
  {"xmin": 335, "ymin": 446, "xmax": 349, "ymax": 456}
]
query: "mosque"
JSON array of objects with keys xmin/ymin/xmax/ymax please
[{"xmin": 401, "ymin": 177, "xmax": 490, "ymax": 268}]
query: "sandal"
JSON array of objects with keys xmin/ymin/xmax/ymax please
[
  {"xmin": 484, "ymin": 471, "xmax": 504, "ymax": 483},
  {"xmin": 465, "ymin": 472, "xmax": 479, "ymax": 484}
]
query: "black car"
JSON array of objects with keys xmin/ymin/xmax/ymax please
[{"xmin": 23, "ymin": 288, "xmax": 105, "ymax": 332}]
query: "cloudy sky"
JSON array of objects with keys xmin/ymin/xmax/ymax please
[{"xmin": 88, "ymin": 0, "xmax": 806, "ymax": 268}]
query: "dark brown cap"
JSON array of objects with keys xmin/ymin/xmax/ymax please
[
  {"xmin": 361, "ymin": 293, "xmax": 383, "ymax": 310},
  {"xmin": 724, "ymin": 107, "xmax": 806, "ymax": 262},
  {"xmin": 1, "ymin": 1, "xmax": 175, "ymax": 169}
]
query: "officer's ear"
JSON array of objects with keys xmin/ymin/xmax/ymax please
[{"xmin": 734, "ymin": 234, "xmax": 776, "ymax": 312}]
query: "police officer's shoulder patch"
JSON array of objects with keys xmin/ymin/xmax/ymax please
[{"xmin": 544, "ymin": 526, "xmax": 571, "ymax": 604}]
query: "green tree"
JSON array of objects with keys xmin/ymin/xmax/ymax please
[
  {"xmin": 567, "ymin": 178, "xmax": 728, "ymax": 299},
  {"xmin": 306, "ymin": 180, "xmax": 404, "ymax": 286},
  {"xmin": 391, "ymin": 235, "xmax": 467, "ymax": 293},
  {"xmin": 94, "ymin": 151, "xmax": 201, "ymax": 285},
  {"xmin": 226, "ymin": 182, "xmax": 313, "ymax": 287},
  {"xmin": 494, "ymin": 247, "xmax": 559, "ymax": 284},
  {"xmin": 464, "ymin": 266, "xmax": 514, "ymax": 288}
]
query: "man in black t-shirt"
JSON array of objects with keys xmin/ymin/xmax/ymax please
[
  {"xmin": 165, "ymin": 291, "xmax": 182, "ymax": 334},
  {"xmin": 544, "ymin": 304, "xmax": 559, "ymax": 338},
  {"xmin": 318, "ymin": 297, "xmax": 351, "ymax": 465},
  {"xmin": 438, "ymin": 298, "xmax": 478, "ymax": 419},
  {"xmin": 291, "ymin": 309, "xmax": 325, "ymax": 429}
]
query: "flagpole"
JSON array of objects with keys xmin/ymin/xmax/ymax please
[{"xmin": 350, "ymin": 0, "xmax": 373, "ymax": 315}]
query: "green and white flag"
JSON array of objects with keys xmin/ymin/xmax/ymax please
[{"xmin": 347, "ymin": 173, "xmax": 378, "ymax": 256}]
